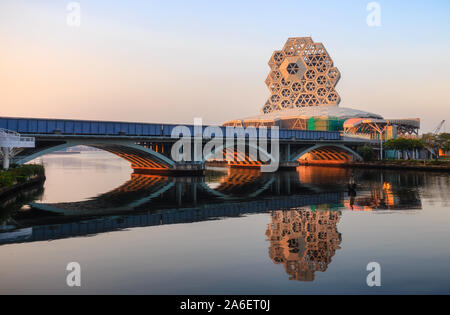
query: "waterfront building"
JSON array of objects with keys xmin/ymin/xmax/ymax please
[{"xmin": 224, "ymin": 37, "xmax": 420, "ymax": 140}]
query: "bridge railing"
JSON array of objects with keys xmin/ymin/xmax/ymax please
[{"xmin": 0, "ymin": 128, "xmax": 35, "ymax": 148}]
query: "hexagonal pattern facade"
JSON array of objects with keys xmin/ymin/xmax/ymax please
[{"xmin": 262, "ymin": 37, "xmax": 341, "ymax": 114}]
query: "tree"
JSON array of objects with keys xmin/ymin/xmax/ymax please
[
  {"xmin": 358, "ymin": 145, "xmax": 374, "ymax": 161},
  {"xmin": 443, "ymin": 141, "xmax": 450, "ymax": 152},
  {"xmin": 384, "ymin": 138, "xmax": 424, "ymax": 159},
  {"xmin": 438, "ymin": 133, "xmax": 450, "ymax": 155}
]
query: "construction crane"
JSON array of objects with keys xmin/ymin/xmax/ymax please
[
  {"xmin": 433, "ymin": 120, "xmax": 446, "ymax": 135},
  {"xmin": 424, "ymin": 120, "xmax": 446, "ymax": 159}
]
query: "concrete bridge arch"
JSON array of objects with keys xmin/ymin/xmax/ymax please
[
  {"xmin": 291, "ymin": 144, "xmax": 363, "ymax": 163},
  {"xmin": 202, "ymin": 141, "xmax": 278, "ymax": 172},
  {"xmin": 14, "ymin": 139, "xmax": 176, "ymax": 170}
]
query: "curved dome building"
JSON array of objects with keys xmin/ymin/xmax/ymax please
[
  {"xmin": 224, "ymin": 37, "xmax": 419, "ymax": 138},
  {"xmin": 223, "ymin": 105, "xmax": 383, "ymax": 131}
]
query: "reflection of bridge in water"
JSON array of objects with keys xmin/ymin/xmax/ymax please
[
  {"xmin": 29, "ymin": 169, "xmax": 338, "ymax": 215},
  {"xmin": 0, "ymin": 167, "xmax": 428, "ymax": 282},
  {"xmin": 0, "ymin": 168, "xmax": 351, "ymax": 246},
  {"xmin": 0, "ymin": 189, "xmax": 343, "ymax": 247}
]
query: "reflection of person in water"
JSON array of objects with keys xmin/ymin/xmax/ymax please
[
  {"xmin": 265, "ymin": 208, "xmax": 342, "ymax": 281},
  {"xmin": 348, "ymin": 172, "xmax": 357, "ymax": 191},
  {"xmin": 348, "ymin": 188, "xmax": 356, "ymax": 210}
]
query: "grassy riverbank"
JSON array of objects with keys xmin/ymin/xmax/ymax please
[{"xmin": 0, "ymin": 165, "xmax": 45, "ymax": 190}]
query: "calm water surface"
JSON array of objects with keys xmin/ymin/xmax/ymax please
[{"xmin": 0, "ymin": 151, "xmax": 449, "ymax": 294}]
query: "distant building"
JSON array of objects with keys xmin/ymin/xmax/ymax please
[{"xmin": 224, "ymin": 37, "xmax": 419, "ymax": 139}]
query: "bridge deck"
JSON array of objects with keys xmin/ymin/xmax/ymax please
[{"xmin": 1, "ymin": 116, "xmax": 342, "ymax": 142}]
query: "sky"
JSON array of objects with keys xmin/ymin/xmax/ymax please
[{"xmin": 1, "ymin": 0, "xmax": 449, "ymax": 132}]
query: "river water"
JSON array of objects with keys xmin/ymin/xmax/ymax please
[{"xmin": 0, "ymin": 151, "xmax": 449, "ymax": 294}]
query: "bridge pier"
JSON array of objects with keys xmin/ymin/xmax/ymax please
[
  {"xmin": 134, "ymin": 162, "xmax": 205, "ymax": 176},
  {"xmin": 2, "ymin": 147, "xmax": 10, "ymax": 170},
  {"xmin": 279, "ymin": 161, "xmax": 299, "ymax": 169},
  {"xmin": 192, "ymin": 183, "xmax": 197, "ymax": 205},
  {"xmin": 285, "ymin": 172, "xmax": 291, "ymax": 195},
  {"xmin": 176, "ymin": 182, "xmax": 182, "ymax": 206},
  {"xmin": 172, "ymin": 162, "xmax": 205, "ymax": 175},
  {"xmin": 277, "ymin": 143, "xmax": 299, "ymax": 170}
]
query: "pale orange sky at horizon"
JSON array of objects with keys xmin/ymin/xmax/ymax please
[{"xmin": 1, "ymin": 1, "xmax": 449, "ymax": 133}]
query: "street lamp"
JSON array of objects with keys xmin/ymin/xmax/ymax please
[
  {"xmin": 365, "ymin": 121, "xmax": 388, "ymax": 160},
  {"xmin": 378, "ymin": 126, "xmax": 387, "ymax": 160}
]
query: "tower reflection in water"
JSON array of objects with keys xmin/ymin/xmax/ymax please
[{"xmin": 266, "ymin": 208, "xmax": 342, "ymax": 282}]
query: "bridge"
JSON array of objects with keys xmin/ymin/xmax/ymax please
[{"xmin": 0, "ymin": 116, "xmax": 371, "ymax": 173}]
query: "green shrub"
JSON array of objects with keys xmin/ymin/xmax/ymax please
[
  {"xmin": 0, "ymin": 174, "xmax": 14, "ymax": 187},
  {"xmin": 16, "ymin": 176, "xmax": 27, "ymax": 183},
  {"xmin": 0, "ymin": 164, "xmax": 45, "ymax": 189}
]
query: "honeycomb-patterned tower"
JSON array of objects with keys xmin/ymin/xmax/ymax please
[{"xmin": 262, "ymin": 37, "xmax": 341, "ymax": 114}]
